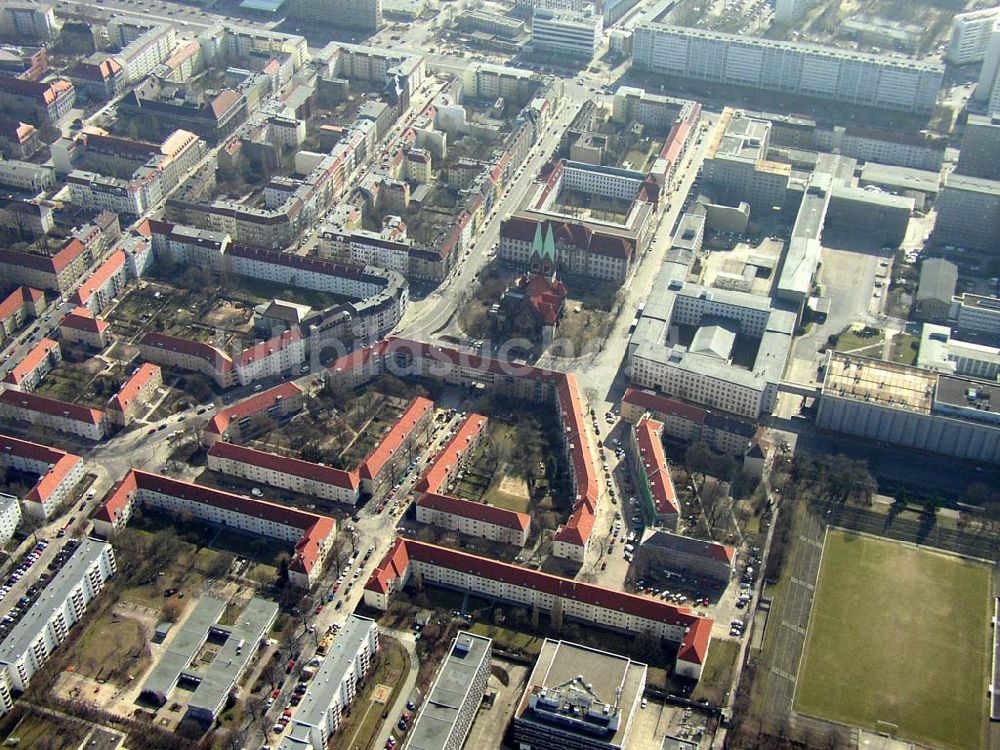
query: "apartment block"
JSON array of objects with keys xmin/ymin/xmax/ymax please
[
  {"xmin": 0, "ymin": 159, "xmax": 53, "ymax": 192},
  {"xmin": 632, "ymin": 23, "xmax": 943, "ymax": 113},
  {"xmin": 365, "ymin": 538, "xmax": 713, "ymax": 679},
  {"xmin": 58, "ymin": 309, "xmax": 111, "ymax": 350},
  {"xmin": 0, "ymin": 494, "xmax": 21, "ymax": 547},
  {"xmin": 404, "ymin": 632, "xmax": 491, "ymax": 750},
  {"xmin": 0, "ymin": 3, "xmax": 57, "ymax": 42},
  {"xmin": 0, "ymin": 75, "xmax": 74, "ymax": 124},
  {"xmin": 107, "ymin": 363, "xmax": 162, "ymax": 426},
  {"xmin": 621, "ymin": 388, "xmax": 756, "ymax": 456},
  {"xmin": 207, "ymin": 441, "xmax": 361, "ymax": 505},
  {"xmin": 629, "ymin": 416, "xmax": 679, "ymax": 527},
  {"xmin": 531, "ymin": 7, "xmax": 603, "ymax": 61},
  {"xmin": 0, "ymin": 434, "xmax": 83, "ymax": 519},
  {"xmin": 957, "ymin": 113, "xmax": 1000, "ymax": 181},
  {"xmin": 0, "ymin": 286, "xmax": 42, "ymax": 345},
  {"xmin": 205, "ymin": 382, "xmax": 305, "ymax": 444},
  {"xmin": 949, "ymin": 7, "xmax": 1000, "ymax": 65},
  {"xmin": 933, "ymin": 173, "xmax": 1000, "ymax": 252},
  {"xmin": 0, "ymin": 539, "xmax": 115, "ymax": 713},
  {"xmin": 288, "ymin": 0, "xmax": 383, "ymax": 31},
  {"xmin": 277, "ymin": 615, "xmax": 379, "ymax": 750},
  {"xmin": 0, "ymin": 390, "xmax": 108, "ymax": 441},
  {"xmin": 94, "ymin": 470, "xmax": 336, "ymax": 586},
  {"xmin": 3, "ymin": 337, "xmax": 59, "ymax": 392}
]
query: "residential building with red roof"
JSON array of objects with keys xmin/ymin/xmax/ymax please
[
  {"xmin": 207, "ymin": 394, "xmax": 433, "ymax": 507},
  {"xmin": 417, "ymin": 492, "xmax": 531, "ymax": 546},
  {"xmin": 364, "ymin": 538, "xmax": 713, "ymax": 679},
  {"xmin": 0, "ymin": 74, "xmax": 75, "ymax": 124},
  {"xmin": 0, "ymin": 286, "xmax": 42, "ymax": 344},
  {"xmin": 0, "ymin": 235, "xmax": 91, "ymax": 292},
  {"xmin": 629, "ymin": 416, "xmax": 679, "ymax": 526},
  {"xmin": 92, "ymin": 470, "xmax": 336, "ymax": 587},
  {"xmin": 66, "ymin": 56, "xmax": 126, "ymax": 101},
  {"xmin": 0, "ymin": 389, "xmax": 108, "ymax": 440},
  {"xmin": 638, "ymin": 530, "xmax": 735, "ymax": 584},
  {"xmin": 357, "ymin": 396, "xmax": 433, "ymax": 498},
  {"xmin": 205, "ymin": 382, "xmax": 304, "ymax": 443},
  {"xmin": 107, "ymin": 363, "xmax": 161, "ymax": 426},
  {"xmin": 3, "ymin": 337, "xmax": 59, "ymax": 391},
  {"xmin": 414, "ymin": 413, "xmax": 487, "ymax": 495},
  {"xmin": 0, "ymin": 433, "xmax": 84, "ymax": 518},
  {"xmin": 412, "ymin": 412, "xmax": 531, "ymax": 546},
  {"xmin": 324, "ymin": 338, "xmax": 599, "ymax": 559},
  {"xmin": 621, "ymin": 387, "xmax": 756, "ymax": 456},
  {"xmin": 0, "ymin": 118, "xmax": 41, "ymax": 160},
  {"xmin": 58, "ymin": 308, "xmax": 110, "ymax": 350},
  {"xmin": 139, "ymin": 332, "xmax": 234, "ymax": 388},
  {"xmin": 207, "ymin": 441, "xmax": 361, "ymax": 505},
  {"xmin": 70, "ymin": 249, "xmax": 128, "ymax": 312},
  {"xmin": 232, "ymin": 327, "xmax": 305, "ymax": 387}
]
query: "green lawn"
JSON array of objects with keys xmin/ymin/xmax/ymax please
[
  {"xmin": 794, "ymin": 530, "xmax": 991, "ymax": 750},
  {"xmin": 690, "ymin": 638, "xmax": 739, "ymax": 705},
  {"xmin": 888, "ymin": 333, "xmax": 920, "ymax": 365},
  {"xmin": 833, "ymin": 325, "xmax": 885, "ymax": 355},
  {"xmin": 482, "ymin": 485, "xmax": 530, "ymax": 514}
]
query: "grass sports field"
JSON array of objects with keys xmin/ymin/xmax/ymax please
[{"xmin": 794, "ymin": 530, "xmax": 991, "ymax": 750}]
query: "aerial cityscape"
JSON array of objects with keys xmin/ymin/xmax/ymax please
[{"xmin": 0, "ymin": 0, "xmax": 996, "ymax": 748}]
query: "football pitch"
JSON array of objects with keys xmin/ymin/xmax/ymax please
[{"xmin": 794, "ymin": 530, "xmax": 992, "ymax": 750}]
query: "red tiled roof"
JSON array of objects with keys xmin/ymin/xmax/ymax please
[
  {"xmin": 208, "ymin": 441, "xmax": 359, "ymax": 491},
  {"xmin": 0, "ymin": 433, "xmax": 81, "ymax": 508},
  {"xmin": 50, "ymin": 237, "xmax": 87, "ymax": 274},
  {"xmin": 235, "ymin": 327, "xmax": 301, "ymax": 368},
  {"xmin": 71, "ymin": 249, "xmax": 125, "ymax": 306},
  {"xmin": 677, "ymin": 618, "xmax": 712, "ymax": 666},
  {"xmin": 0, "ymin": 286, "xmax": 42, "ymax": 321},
  {"xmin": 95, "ymin": 470, "xmax": 336, "ymax": 574},
  {"xmin": 206, "ymin": 382, "xmax": 302, "ymax": 436},
  {"xmin": 0, "ymin": 388, "xmax": 104, "ymax": 425},
  {"xmin": 367, "ymin": 538, "xmax": 711, "ymax": 664},
  {"xmin": 108, "ymin": 363, "xmax": 160, "ymax": 414},
  {"xmin": 418, "ymin": 492, "xmax": 530, "ymax": 532},
  {"xmin": 59, "ymin": 308, "xmax": 109, "ymax": 334},
  {"xmin": 359, "ymin": 396, "xmax": 433, "ymax": 481},
  {"xmin": 623, "ymin": 388, "xmax": 706, "ymax": 425},
  {"xmin": 4, "ymin": 337, "xmax": 57, "ymax": 386},
  {"xmin": 415, "ymin": 413, "xmax": 486, "ymax": 494},
  {"xmin": 634, "ymin": 416, "xmax": 679, "ymax": 517},
  {"xmin": 366, "ymin": 535, "xmax": 411, "ymax": 594},
  {"xmin": 140, "ymin": 332, "xmax": 233, "ymax": 373}
]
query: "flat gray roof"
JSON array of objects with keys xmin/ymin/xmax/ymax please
[
  {"xmin": 141, "ymin": 596, "xmax": 277, "ymax": 719},
  {"xmin": 0, "ymin": 538, "xmax": 111, "ymax": 667},
  {"xmin": 944, "ymin": 173, "xmax": 1000, "ymax": 195},
  {"xmin": 187, "ymin": 597, "xmax": 278, "ymax": 717},
  {"xmin": 406, "ymin": 632, "xmax": 491, "ymax": 750},
  {"xmin": 279, "ymin": 615, "xmax": 377, "ymax": 749},
  {"xmin": 935, "ymin": 374, "xmax": 1000, "ymax": 416},
  {"xmin": 860, "ymin": 162, "xmax": 940, "ymax": 194},
  {"xmin": 515, "ymin": 639, "xmax": 646, "ymax": 750},
  {"xmin": 141, "ymin": 596, "xmax": 227, "ymax": 703}
]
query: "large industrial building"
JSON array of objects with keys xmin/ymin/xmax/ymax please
[
  {"xmin": 632, "ymin": 24, "xmax": 943, "ymax": 114},
  {"xmin": 510, "ymin": 639, "xmax": 647, "ymax": 750},
  {"xmin": 816, "ymin": 351, "xmax": 1000, "ymax": 465},
  {"xmin": 933, "ymin": 173, "xmax": 1000, "ymax": 252},
  {"xmin": 627, "ymin": 273, "xmax": 796, "ymax": 420}
]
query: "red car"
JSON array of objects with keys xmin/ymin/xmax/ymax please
[
  {"xmin": 315, "ymin": 605, "xmax": 323, "ymax": 615},
  {"xmin": 271, "ymin": 688, "xmax": 281, "ymax": 700},
  {"xmin": 286, "ymin": 659, "xmax": 296, "ymax": 674}
]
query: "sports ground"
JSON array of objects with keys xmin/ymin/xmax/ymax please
[{"xmin": 794, "ymin": 529, "xmax": 992, "ymax": 750}]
